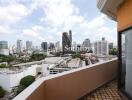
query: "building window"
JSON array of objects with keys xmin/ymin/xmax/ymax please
[{"xmin": 119, "ymin": 28, "xmax": 132, "ymax": 99}]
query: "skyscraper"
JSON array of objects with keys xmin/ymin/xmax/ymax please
[
  {"xmin": 0, "ymin": 41, "xmax": 9, "ymax": 55},
  {"xmin": 94, "ymin": 37, "xmax": 108, "ymax": 56},
  {"xmin": 62, "ymin": 30, "xmax": 72, "ymax": 53},
  {"xmin": 72, "ymin": 41, "xmax": 77, "ymax": 52},
  {"xmin": 83, "ymin": 38, "xmax": 91, "ymax": 51},
  {"xmin": 26, "ymin": 41, "xmax": 32, "ymax": 52},
  {"xmin": 17, "ymin": 40, "xmax": 22, "ymax": 54},
  {"xmin": 109, "ymin": 43, "xmax": 114, "ymax": 50},
  {"xmin": 49, "ymin": 42, "xmax": 55, "ymax": 50},
  {"xmin": 55, "ymin": 41, "xmax": 60, "ymax": 52},
  {"xmin": 69, "ymin": 30, "xmax": 72, "ymax": 43},
  {"xmin": 101, "ymin": 37, "xmax": 108, "ymax": 55},
  {"xmin": 41, "ymin": 42, "xmax": 48, "ymax": 51}
]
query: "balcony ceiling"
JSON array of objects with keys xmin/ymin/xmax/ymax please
[{"xmin": 97, "ymin": 0, "xmax": 124, "ymax": 21}]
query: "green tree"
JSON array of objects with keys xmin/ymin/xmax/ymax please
[
  {"xmin": 0, "ymin": 64, "xmax": 7, "ymax": 68},
  {"xmin": 109, "ymin": 48, "xmax": 118, "ymax": 55},
  {"xmin": 0, "ymin": 86, "xmax": 5, "ymax": 98},
  {"xmin": 20, "ymin": 75, "xmax": 35, "ymax": 87},
  {"xmin": 30, "ymin": 54, "xmax": 47, "ymax": 61},
  {"xmin": 16, "ymin": 85, "xmax": 26, "ymax": 95}
]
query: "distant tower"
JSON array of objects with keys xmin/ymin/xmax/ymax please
[
  {"xmin": 94, "ymin": 37, "xmax": 108, "ymax": 56},
  {"xmin": 83, "ymin": 38, "xmax": 91, "ymax": 51},
  {"xmin": 17, "ymin": 40, "xmax": 22, "ymax": 54},
  {"xmin": 62, "ymin": 30, "xmax": 72, "ymax": 54},
  {"xmin": 55, "ymin": 41, "xmax": 60, "ymax": 52},
  {"xmin": 26, "ymin": 41, "xmax": 32, "ymax": 54},
  {"xmin": 41, "ymin": 42, "xmax": 48, "ymax": 52},
  {"xmin": 0, "ymin": 41, "xmax": 9, "ymax": 55},
  {"xmin": 69, "ymin": 30, "xmax": 72, "ymax": 43}
]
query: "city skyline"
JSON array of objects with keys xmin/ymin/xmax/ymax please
[{"xmin": 0, "ymin": 0, "xmax": 117, "ymax": 46}]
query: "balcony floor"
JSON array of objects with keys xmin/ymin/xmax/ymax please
[{"xmin": 83, "ymin": 80, "xmax": 122, "ymax": 100}]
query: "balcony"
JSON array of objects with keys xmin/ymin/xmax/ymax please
[
  {"xmin": 97, "ymin": 0, "xmax": 124, "ymax": 20},
  {"xmin": 82, "ymin": 80, "xmax": 121, "ymax": 100},
  {"xmin": 13, "ymin": 58, "xmax": 119, "ymax": 100}
]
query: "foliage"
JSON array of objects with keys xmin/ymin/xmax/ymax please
[
  {"xmin": 109, "ymin": 48, "xmax": 118, "ymax": 55},
  {"xmin": 20, "ymin": 75, "xmax": 35, "ymax": 87},
  {"xmin": 19, "ymin": 58, "xmax": 27, "ymax": 63},
  {"xmin": 72, "ymin": 53, "xmax": 80, "ymax": 58},
  {"xmin": 0, "ymin": 86, "xmax": 5, "ymax": 98},
  {"xmin": 0, "ymin": 55, "xmax": 16, "ymax": 63},
  {"xmin": 16, "ymin": 75, "xmax": 35, "ymax": 95},
  {"xmin": 0, "ymin": 64, "xmax": 7, "ymax": 68},
  {"xmin": 16, "ymin": 85, "xmax": 26, "ymax": 95},
  {"xmin": 52, "ymin": 52, "xmax": 62, "ymax": 57},
  {"xmin": 30, "ymin": 53, "xmax": 47, "ymax": 61}
]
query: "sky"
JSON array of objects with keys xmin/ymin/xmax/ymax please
[{"xmin": 0, "ymin": 0, "xmax": 117, "ymax": 47}]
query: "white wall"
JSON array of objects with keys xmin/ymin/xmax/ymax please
[
  {"xmin": 0, "ymin": 74, "xmax": 11, "ymax": 91},
  {"xmin": 0, "ymin": 64, "xmax": 38, "ymax": 92},
  {"xmin": 42, "ymin": 64, "xmax": 50, "ymax": 77}
]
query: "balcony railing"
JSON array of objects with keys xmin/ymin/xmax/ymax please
[{"xmin": 13, "ymin": 58, "xmax": 118, "ymax": 100}]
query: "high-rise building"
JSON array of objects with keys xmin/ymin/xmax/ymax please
[
  {"xmin": 49, "ymin": 42, "xmax": 55, "ymax": 50},
  {"xmin": 0, "ymin": 41, "xmax": 9, "ymax": 55},
  {"xmin": 26, "ymin": 41, "xmax": 32, "ymax": 51},
  {"xmin": 94, "ymin": 37, "xmax": 108, "ymax": 56},
  {"xmin": 69, "ymin": 30, "xmax": 72, "ymax": 43},
  {"xmin": 109, "ymin": 43, "xmax": 113, "ymax": 50},
  {"xmin": 26, "ymin": 41, "xmax": 32, "ymax": 54},
  {"xmin": 83, "ymin": 38, "xmax": 91, "ymax": 51},
  {"xmin": 83, "ymin": 38, "xmax": 91, "ymax": 48},
  {"xmin": 62, "ymin": 30, "xmax": 72, "ymax": 53},
  {"xmin": 55, "ymin": 41, "xmax": 60, "ymax": 52},
  {"xmin": 41, "ymin": 42, "xmax": 48, "ymax": 51},
  {"xmin": 72, "ymin": 41, "xmax": 77, "ymax": 52},
  {"xmin": 101, "ymin": 37, "xmax": 108, "ymax": 55},
  {"xmin": 17, "ymin": 40, "xmax": 22, "ymax": 54}
]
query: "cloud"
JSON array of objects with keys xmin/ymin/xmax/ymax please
[
  {"xmin": 80, "ymin": 14, "xmax": 106, "ymax": 30},
  {"xmin": 0, "ymin": 0, "xmax": 117, "ymax": 46},
  {"xmin": 0, "ymin": 26, "xmax": 11, "ymax": 34},
  {"xmin": 0, "ymin": 2, "xmax": 34, "ymax": 24},
  {"xmin": 22, "ymin": 25, "xmax": 45, "ymax": 41},
  {"xmin": 37, "ymin": 0, "xmax": 81, "ymax": 28},
  {"xmin": 79, "ymin": 14, "xmax": 117, "ymax": 44}
]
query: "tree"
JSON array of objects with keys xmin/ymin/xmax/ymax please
[
  {"xmin": 0, "ymin": 55, "xmax": 16, "ymax": 63},
  {"xmin": 0, "ymin": 86, "xmax": 5, "ymax": 98},
  {"xmin": 0, "ymin": 64, "xmax": 7, "ymax": 68},
  {"xmin": 20, "ymin": 75, "xmax": 35, "ymax": 87},
  {"xmin": 109, "ymin": 48, "xmax": 118, "ymax": 55},
  {"xmin": 71, "ymin": 53, "xmax": 80, "ymax": 58},
  {"xmin": 16, "ymin": 85, "xmax": 26, "ymax": 95},
  {"xmin": 30, "ymin": 54, "xmax": 47, "ymax": 61}
]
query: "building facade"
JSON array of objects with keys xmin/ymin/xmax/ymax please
[
  {"xmin": 94, "ymin": 38, "xmax": 108, "ymax": 56},
  {"xmin": 83, "ymin": 38, "xmax": 91, "ymax": 49},
  {"xmin": 26, "ymin": 41, "xmax": 33, "ymax": 53},
  {"xmin": 0, "ymin": 41, "xmax": 9, "ymax": 55},
  {"xmin": 17, "ymin": 40, "xmax": 22, "ymax": 54},
  {"xmin": 109, "ymin": 42, "xmax": 114, "ymax": 50},
  {"xmin": 26, "ymin": 41, "xmax": 32, "ymax": 51},
  {"xmin": 41, "ymin": 42, "xmax": 48, "ymax": 52},
  {"xmin": 55, "ymin": 41, "xmax": 61, "ymax": 52},
  {"xmin": 62, "ymin": 30, "xmax": 72, "ymax": 53}
]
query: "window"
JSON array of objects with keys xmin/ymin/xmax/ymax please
[{"xmin": 119, "ymin": 28, "xmax": 132, "ymax": 99}]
